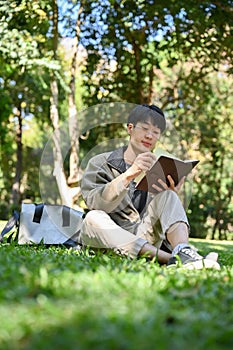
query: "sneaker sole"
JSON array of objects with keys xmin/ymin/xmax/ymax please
[{"xmin": 183, "ymin": 258, "xmax": 220, "ymax": 270}]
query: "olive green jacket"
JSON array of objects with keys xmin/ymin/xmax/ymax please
[{"xmin": 81, "ymin": 147, "xmax": 149, "ymax": 233}]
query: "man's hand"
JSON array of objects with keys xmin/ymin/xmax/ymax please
[
  {"xmin": 132, "ymin": 152, "xmax": 156, "ymax": 173},
  {"xmin": 123, "ymin": 152, "xmax": 156, "ymax": 184},
  {"xmin": 152, "ymin": 175, "xmax": 185, "ymax": 194}
]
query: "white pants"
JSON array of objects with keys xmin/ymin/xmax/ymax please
[{"xmin": 80, "ymin": 190, "xmax": 189, "ymax": 258}]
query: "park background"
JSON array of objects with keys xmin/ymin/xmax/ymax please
[
  {"xmin": 0, "ymin": 0, "xmax": 232, "ymax": 240},
  {"xmin": 1, "ymin": 2, "xmax": 233, "ymax": 350}
]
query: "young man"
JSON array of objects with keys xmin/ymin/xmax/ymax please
[{"xmin": 80, "ymin": 104, "xmax": 220, "ymax": 269}]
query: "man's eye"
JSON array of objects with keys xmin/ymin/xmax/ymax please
[{"xmin": 142, "ymin": 127, "xmax": 149, "ymax": 132}]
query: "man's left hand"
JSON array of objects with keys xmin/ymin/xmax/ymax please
[{"xmin": 152, "ymin": 175, "xmax": 185, "ymax": 194}]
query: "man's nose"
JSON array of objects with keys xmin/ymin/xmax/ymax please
[{"xmin": 145, "ymin": 131, "xmax": 153, "ymax": 138}]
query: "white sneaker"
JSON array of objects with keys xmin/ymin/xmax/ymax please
[
  {"xmin": 167, "ymin": 246, "xmax": 220, "ymax": 270},
  {"xmin": 205, "ymin": 252, "xmax": 218, "ymax": 262}
]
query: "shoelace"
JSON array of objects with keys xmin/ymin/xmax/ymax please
[{"xmin": 181, "ymin": 248, "xmax": 202, "ymax": 260}]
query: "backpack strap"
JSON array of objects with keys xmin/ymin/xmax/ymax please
[{"xmin": 32, "ymin": 203, "xmax": 44, "ymax": 223}]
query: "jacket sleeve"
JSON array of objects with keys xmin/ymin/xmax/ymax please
[{"xmin": 81, "ymin": 155, "xmax": 129, "ymax": 213}]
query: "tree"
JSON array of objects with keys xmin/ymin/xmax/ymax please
[
  {"xmin": 78, "ymin": 0, "xmax": 233, "ymax": 105},
  {"xmin": 190, "ymin": 74, "xmax": 233, "ymax": 239},
  {"xmin": 0, "ymin": 0, "xmax": 52, "ymax": 210},
  {"xmin": 67, "ymin": 1, "xmax": 84, "ymax": 188},
  {"xmin": 46, "ymin": 0, "xmax": 86, "ymax": 207}
]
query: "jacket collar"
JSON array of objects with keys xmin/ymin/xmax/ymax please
[{"xmin": 107, "ymin": 146, "xmax": 127, "ymax": 173}]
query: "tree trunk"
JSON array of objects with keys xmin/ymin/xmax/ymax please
[
  {"xmin": 50, "ymin": 0, "xmax": 72, "ymax": 206},
  {"xmin": 132, "ymin": 38, "xmax": 143, "ymax": 103},
  {"xmin": 11, "ymin": 108, "xmax": 22, "ymax": 206},
  {"xmin": 50, "ymin": 79, "xmax": 72, "ymax": 206},
  {"xmin": 67, "ymin": 3, "xmax": 83, "ymax": 186},
  {"xmin": 211, "ymin": 151, "xmax": 224, "ymax": 240}
]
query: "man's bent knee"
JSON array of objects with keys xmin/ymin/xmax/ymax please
[{"xmin": 84, "ymin": 210, "xmax": 106, "ymax": 224}]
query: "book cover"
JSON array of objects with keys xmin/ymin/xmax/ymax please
[{"xmin": 135, "ymin": 155, "xmax": 199, "ymax": 193}]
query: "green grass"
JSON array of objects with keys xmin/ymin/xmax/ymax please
[{"xmin": 0, "ymin": 228, "xmax": 233, "ymax": 349}]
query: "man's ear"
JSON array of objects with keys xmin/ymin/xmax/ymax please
[{"xmin": 127, "ymin": 123, "xmax": 134, "ymax": 134}]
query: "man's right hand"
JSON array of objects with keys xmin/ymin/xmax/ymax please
[
  {"xmin": 133, "ymin": 152, "xmax": 156, "ymax": 173},
  {"xmin": 123, "ymin": 152, "xmax": 156, "ymax": 185}
]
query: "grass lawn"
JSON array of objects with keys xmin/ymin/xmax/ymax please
[{"xmin": 0, "ymin": 222, "xmax": 233, "ymax": 349}]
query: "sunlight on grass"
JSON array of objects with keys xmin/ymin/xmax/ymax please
[{"xmin": 1, "ymin": 229, "xmax": 233, "ymax": 349}]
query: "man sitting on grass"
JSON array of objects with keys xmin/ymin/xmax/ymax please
[{"xmin": 80, "ymin": 104, "xmax": 220, "ymax": 269}]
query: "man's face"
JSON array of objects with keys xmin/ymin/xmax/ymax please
[{"xmin": 127, "ymin": 120, "xmax": 161, "ymax": 154}]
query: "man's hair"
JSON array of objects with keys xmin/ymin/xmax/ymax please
[{"xmin": 127, "ymin": 104, "xmax": 166, "ymax": 132}]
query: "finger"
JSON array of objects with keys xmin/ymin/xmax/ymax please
[
  {"xmin": 167, "ymin": 175, "xmax": 175, "ymax": 188},
  {"xmin": 136, "ymin": 159, "xmax": 155, "ymax": 171},
  {"xmin": 157, "ymin": 178, "xmax": 168, "ymax": 190},
  {"xmin": 152, "ymin": 184, "xmax": 163, "ymax": 192},
  {"xmin": 176, "ymin": 176, "xmax": 185, "ymax": 191},
  {"xmin": 135, "ymin": 162, "xmax": 151, "ymax": 172},
  {"xmin": 142, "ymin": 152, "xmax": 156, "ymax": 160},
  {"xmin": 138, "ymin": 153, "xmax": 156, "ymax": 165}
]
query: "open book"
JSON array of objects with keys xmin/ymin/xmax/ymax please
[{"xmin": 135, "ymin": 155, "xmax": 199, "ymax": 194}]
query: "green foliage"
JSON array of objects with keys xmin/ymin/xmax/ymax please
[
  {"xmin": 0, "ymin": 0, "xmax": 52, "ymax": 67},
  {"xmin": 0, "ymin": 239, "xmax": 233, "ymax": 349},
  {"xmin": 171, "ymin": 72, "xmax": 233, "ymax": 239},
  {"xmin": 0, "ymin": 0, "xmax": 57, "ymax": 212},
  {"xmin": 79, "ymin": 0, "xmax": 233, "ymax": 105}
]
